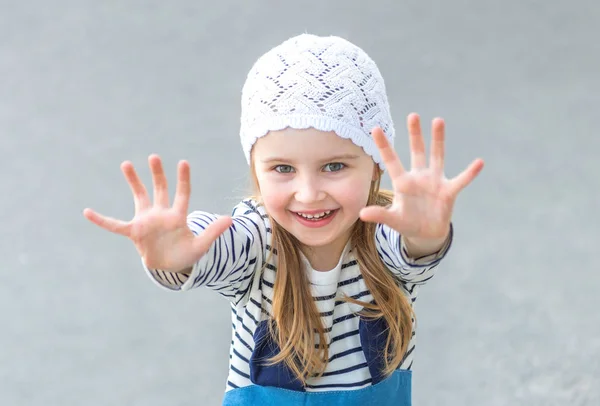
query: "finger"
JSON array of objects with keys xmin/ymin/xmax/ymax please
[
  {"xmin": 83, "ymin": 208, "xmax": 131, "ymax": 236},
  {"xmin": 191, "ymin": 216, "xmax": 233, "ymax": 257},
  {"xmin": 430, "ymin": 118, "xmax": 445, "ymax": 174},
  {"xmin": 121, "ymin": 161, "xmax": 151, "ymax": 212},
  {"xmin": 447, "ymin": 158, "xmax": 485, "ymax": 197},
  {"xmin": 359, "ymin": 205, "xmax": 396, "ymax": 227},
  {"xmin": 149, "ymin": 154, "xmax": 169, "ymax": 208},
  {"xmin": 173, "ymin": 160, "xmax": 191, "ymax": 215},
  {"xmin": 372, "ymin": 127, "xmax": 405, "ymax": 180},
  {"xmin": 407, "ymin": 113, "xmax": 427, "ymax": 169}
]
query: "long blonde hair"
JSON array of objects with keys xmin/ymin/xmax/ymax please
[{"xmin": 250, "ymin": 162, "xmax": 415, "ymax": 385}]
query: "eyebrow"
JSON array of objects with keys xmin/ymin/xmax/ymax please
[{"xmin": 261, "ymin": 154, "xmax": 361, "ymax": 164}]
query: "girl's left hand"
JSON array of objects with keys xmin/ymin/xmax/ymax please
[{"xmin": 360, "ymin": 113, "xmax": 484, "ymax": 249}]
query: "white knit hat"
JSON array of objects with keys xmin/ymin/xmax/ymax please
[{"xmin": 239, "ymin": 34, "xmax": 395, "ymax": 170}]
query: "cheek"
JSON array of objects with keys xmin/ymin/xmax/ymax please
[
  {"xmin": 256, "ymin": 176, "xmax": 290, "ymax": 214},
  {"xmin": 332, "ymin": 175, "xmax": 372, "ymax": 209}
]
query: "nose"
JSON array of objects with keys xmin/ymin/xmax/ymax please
[{"xmin": 294, "ymin": 174, "xmax": 326, "ymax": 204}]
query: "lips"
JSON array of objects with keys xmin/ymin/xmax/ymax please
[
  {"xmin": 293, "ymin": 208, "xmax": 338, "ymax": 218},
  {"xmin": 296, "ymin": 210, "xmax": 333, "ymax": 220},
  {"xmin": 291, "ymin": 209, "xmax": 339, "ymax": 228}
]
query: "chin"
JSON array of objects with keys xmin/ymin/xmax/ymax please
[
  {"xmin": 290, "ymin": 223, "xmax": 355, "ymax": 250},
  {"xmin": 294, "ymin": 233, "xmax": 338, "ymax": 248}
]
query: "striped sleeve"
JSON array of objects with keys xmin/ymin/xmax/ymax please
[
  {"xmin": 143, "ymin": 199, "xmax": 268, "ymax": 305},
  {"xmin": 375, "ymin": 223, "xmax": 453, "ymax": 285}
]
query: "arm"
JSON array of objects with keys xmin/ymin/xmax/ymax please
[
  {"xmin": 375, "ymin": 222, "xmax": 453, "ymax": 285},
  {"xmin": 144, "ymin": 199, "xmax": 269, "ymax": 305}
]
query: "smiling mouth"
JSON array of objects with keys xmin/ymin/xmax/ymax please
[{"xmin": 294, "ymin": 210, "xmax": 337, "ymax": 221}]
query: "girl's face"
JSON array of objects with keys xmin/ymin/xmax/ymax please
[{"xmin": 252, "ymin": 128, "xmax": 377, "ymax": 258}]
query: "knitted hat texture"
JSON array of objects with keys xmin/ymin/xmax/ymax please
[{"xmin": 240, "ymin": 34, "xmax": 395, "ymax": 170}]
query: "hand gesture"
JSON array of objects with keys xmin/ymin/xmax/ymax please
[
  {"xmin": 360, "ymin": 113, "xmax": 484, "ymax": 241},
  {"xmin": 83, "ymin": 155, "xmax": 233, "ymax": 273}
]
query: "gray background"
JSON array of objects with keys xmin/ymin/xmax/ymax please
[{"xmin": 1, "ymin": 1, "xmax": 598, "ymax": 405}]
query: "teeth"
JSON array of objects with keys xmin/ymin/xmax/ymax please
[{"xmin": 298, "ymin": 210, "xmax": 331, "ymax": 220}]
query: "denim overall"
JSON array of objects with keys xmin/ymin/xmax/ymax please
[{"xmin": 222, "ymin": 317, "xmax": 412, "ymax": 406}]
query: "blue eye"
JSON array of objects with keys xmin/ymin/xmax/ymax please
[
  {"xmin": 323, "ymin": 162, "xmax": 345, "ymax": 172},
  {"xmin": 274, "ymin": 165, "xmax": 295, "ymax": 173}
]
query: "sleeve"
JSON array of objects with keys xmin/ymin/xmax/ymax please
[
  {"xmin": 142, "ymin": 199, "xmax": 269, "ymax": 305},
  {"xmin": 375, "ymin": 222, "xmax": 453, "ymax": 285}
]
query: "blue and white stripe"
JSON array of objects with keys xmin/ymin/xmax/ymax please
[{"xmin": 143, "ymin": 198, "xmax": 451, "ymax": 394}]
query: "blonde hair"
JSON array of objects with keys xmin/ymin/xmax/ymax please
[{"xmin": 250, "ymin": 161, "xmax": 414, "ymax": 385}]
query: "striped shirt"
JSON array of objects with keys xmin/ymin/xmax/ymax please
[{"xmin": 144, "ymin": 198, "xmax": 452, "ymax": 394}]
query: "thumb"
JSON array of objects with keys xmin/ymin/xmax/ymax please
[
  {"xmin": 359, "ymin": 206, "xmax": 394, "ymax": 226},
  {"xmin": 191, "ymin": 216, "xmax": 233, "ymax": 259}
]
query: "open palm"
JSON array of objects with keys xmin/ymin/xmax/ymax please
[
  {"xmin": 83, "ymin": 155, "xmax": 232, "ymax": 272},
  {"xmin": 360, "ymin": 113, "xmax": 484, "ymax": 240}
]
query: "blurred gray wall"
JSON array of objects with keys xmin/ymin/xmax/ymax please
[{"xmin": 1, "ymin": 1, "xmax": 598, "ymax": 405}]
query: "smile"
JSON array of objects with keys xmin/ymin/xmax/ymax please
[
  {"xmin": 296, "ymin": 210, "xmax": 333, "ymax": 220},
  {"xmin": 292, "ymin": 209, "xmax": 339, "ymax": 228}
]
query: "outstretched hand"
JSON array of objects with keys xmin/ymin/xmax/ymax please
[
  {"xmin": 83, "ymin": 155, "xmax": 232, "ymax": 273},
  {"xmin": 360, "ymin": 113, "xmax": 484, "ymax": 250}
]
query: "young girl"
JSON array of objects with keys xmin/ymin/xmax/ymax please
[{"xmin": 84, "ymin": 34, "xmax": 483, "ymax": 406}]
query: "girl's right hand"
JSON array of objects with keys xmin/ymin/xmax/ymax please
[{"xmin": 83, "ymin": 154, "xmax": 233, "ymax": 273}]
